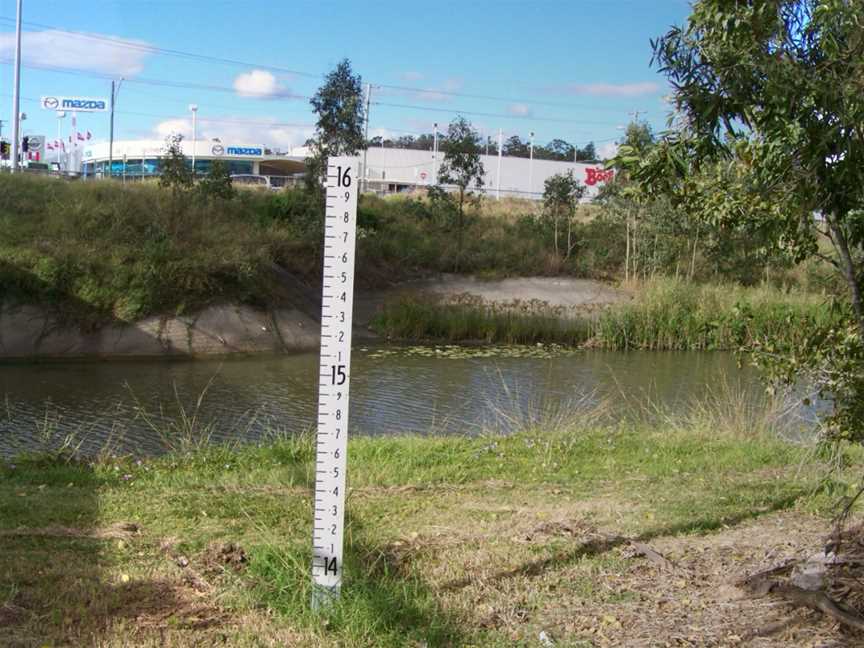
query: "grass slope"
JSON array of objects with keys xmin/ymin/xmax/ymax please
[
  {"xmin": 0, "ymin": 174, "xmax": 300, "ymax": 325},
  {"xmin": 0, "ymin": 414, "xmax": 854, "ymax": 646}
]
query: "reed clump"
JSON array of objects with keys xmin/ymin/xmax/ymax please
[
  {"xmin": 594, "ymin": 278, "xmax": 843, "ymax": 350},
  {"xmin": 371, "ymin": 278, "xmax": 845, "ymax": 350},
  {"xmin": 370, "ymin": 292, "xmax": 593, "ymax": 345}
]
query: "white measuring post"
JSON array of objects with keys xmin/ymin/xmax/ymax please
[{"xmin": 311, "ymin": 155, "xmax": 359, "ymax": 609}]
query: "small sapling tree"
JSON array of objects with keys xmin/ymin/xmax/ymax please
[
  {"xmin": 306, "ymin": 59, "xmax": 366, "ymax": 193},
  {"xmin": 159, "ymin": 133, "xmax": 193, "ymax": 195},
  {"xmin": 437, "ymin": 116, "xmax": 485, "ymax": 269},
  {"xmin": 197, "ymin": 160, "xmax": 235, "ymax": 200},
  {"xmin": 543, "ymin": 170, "xmax": 586, "ymax": 260}
]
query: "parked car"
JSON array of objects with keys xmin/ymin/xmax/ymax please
[{"xmin": 230, "ymin": 174, "xmax": 275, "ymax": 190}]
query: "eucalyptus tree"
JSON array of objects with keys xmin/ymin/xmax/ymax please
[{"xmin": 628, "ymin": 0, "xmax": 864, "ymax": 442}]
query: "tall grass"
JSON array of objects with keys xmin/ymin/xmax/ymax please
[
  {"xmin": 371, "ymin": 277, "xmax": 846, "ymax": 350},
  {"xmin": 594, "ymin": 278, "xmax": 844, "ymax": 350}
]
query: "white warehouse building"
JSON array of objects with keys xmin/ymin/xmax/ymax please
[
  {"xmin": 356, "ymin": 147, "xmax": 614, "ymax": 200},
  {"xmin": 79, "ymin": 140, "xmax": 614, "ymax": 199}
]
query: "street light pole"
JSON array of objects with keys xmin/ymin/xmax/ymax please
[
  {"xmin": 108, "ymin": 78, "xmax": 124, "ymax": 179},
  {"xmin": 528, "ymin": 131, "xmax": 535, "ymax": 198},
  {"xmin": 361, "ymin": 83, "xmax": 371, "ymax": 192},
  {"xmin": 108, "ymin": 80, "xmax": 115, "ymax": 177},
  {"xmin": 189, "ymin": 104, "xmax": 198, "ymax": 177},
  {"xmin": 10, "ymin": 0, "xmax": 23, "ymax": 173},
  {"xmin": 496, "ymin": 128, "xmax": 502, "ymax": 200}
]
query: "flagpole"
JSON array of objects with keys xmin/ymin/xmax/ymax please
[
  {"xmin": 71, "ymin": 111, "xmax": 77, "ymax": 173},
  {"xmin": 56, "ymin": 111, "xmax": 65, "ymax": 170}
]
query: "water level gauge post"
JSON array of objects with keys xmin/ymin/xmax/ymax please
[{"xmin": 311, "ymin": 156, "xmax": 359, "ymax": 610}]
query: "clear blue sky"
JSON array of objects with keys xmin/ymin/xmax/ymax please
[{"xmin": 1, "ymin": 0, "xmax": 691, "ymax": 155}]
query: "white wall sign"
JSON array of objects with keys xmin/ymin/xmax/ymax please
[{"xmin": 40, "ymin": 96, "xmax": 108, "ymax": 112}]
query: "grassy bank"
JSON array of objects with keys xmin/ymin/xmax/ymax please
[
  {"xmin": 5, "ymin": 174, "xmax": 833, "ymax": 331},
  {"xmin": 0, "ymin": 175, "xmax": 616, "ymax": 326},
  {"xmin": 371, "ymin": 277, "xmax": 845, "ymax": 350},
  {"xmin": 0, "ymin": 174, "xmax": 299, "ymax": 324},
  {"xmin": 0, "ymin": 400, "xmax": 856, "ymax": 646}
]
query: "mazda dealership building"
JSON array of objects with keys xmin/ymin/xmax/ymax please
[
  {"xmin": 80, "ymin": 139, "xmax": 306, "ymax": 183},
  {"xmin": 80, "ymin": 140, "xmax": 613, "ymax": 199}
]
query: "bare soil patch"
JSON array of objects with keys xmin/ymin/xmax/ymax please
[{"xmin": 532, "ymin": 511, "xmax": 861, "ymax": 646}]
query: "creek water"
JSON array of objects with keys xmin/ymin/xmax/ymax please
[{"xmin": 0, "ymin": 347, "xmax": 814, "ymax": 457}]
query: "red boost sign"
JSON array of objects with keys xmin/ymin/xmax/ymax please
[{"xmin": 585, "ymin": 167, "xmax": 614, "ymax": 186}]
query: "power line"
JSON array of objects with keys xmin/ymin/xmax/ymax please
[
  {"xmin": 375, "ymin": 83, "xmax": 634, "ymax": 112},
  {"xmin": 0, "ymin": 16, "xmax": 662, "ymax": 114},
  {"xmin": 371, "ymin": 101, "xmax": 623, "ymax": 126},
  {"xmin": 0, "ymin": 57, "xmax": 310, "ymax": 100},
  {"xmin": 0, "ymin": 57, "xmax": 628, "ymax": 131},
  {"xmin": 1, "ymin": 93, "xmax": 315, "ymax": 129},
  {"xmin": 0, "ymin": 16, "xmax": 323, "ymax": 80}
]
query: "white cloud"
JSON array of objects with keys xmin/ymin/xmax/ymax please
[
  {"xmin": 0, "ymin": 29, "xmax": 152, "ymax": 76},
  {"xmin": 598, "ymin": 142, "xmax": 620, "ymax": 160},
  {"xmin": 507, "ymin": 103, "xmax": 532, "ymax": 117},
  {"xmin": 152, "ymin": 116, "xmax": 313, "ymax": 150},
  {"xmin": 555, "ymin": 82, "xmax": 660, "ymax": 98},
  {"xmin": 154, "ymin": 118, "xmax": 192, "ymax": 139},
  {"xmin": 233, "ymin": 69, "xmax": 290, "ymax": 99}
]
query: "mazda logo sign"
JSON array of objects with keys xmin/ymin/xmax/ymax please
[
  {"xmin": 42, "ymin": 96, "xmax": 59, "ymax": 110},
  {"xmin": 211, "ymin": 145, "xmax": 225, "ymax": 156}
]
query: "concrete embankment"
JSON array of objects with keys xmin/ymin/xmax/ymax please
[
  {"xmin": 0, "ymin": 276, "xmax": 629, "ymax": 360},
  {"xmin": 0, "ymin": 303, "xmax": 327, "ymax": 359}
]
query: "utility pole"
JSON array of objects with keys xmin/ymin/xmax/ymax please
[
  {"xmin": 432, "ymin": 122, "xmax": 439, "ymax": 184},
  {"xmin": 361, "ymin": 83, "xmax": 371, "ymax": 192},
  {"xmin": 528, "ymin": 130, "xmax": 535, "ymax": 198},
  {"xmin": 10, "ymin": 0, "xmax": 23, "ymax": 173},
  {"xmin": 496, "ymin": 128, "xmax": 502, "ymax": 200}
]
